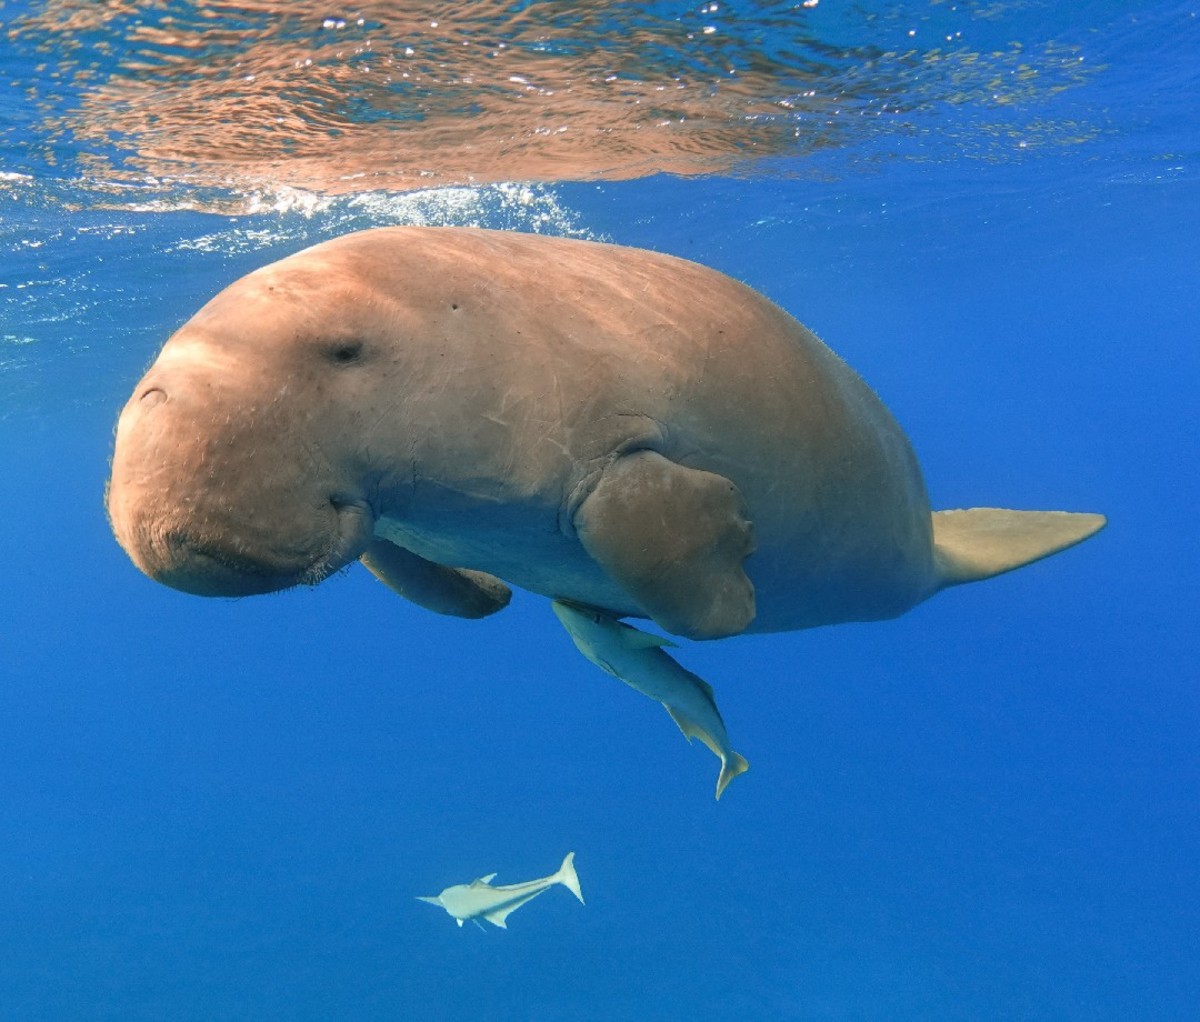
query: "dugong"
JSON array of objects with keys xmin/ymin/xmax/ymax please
[{"xmin": 107, "ymin": 226, "xmax": 1104, "ymax": 643}]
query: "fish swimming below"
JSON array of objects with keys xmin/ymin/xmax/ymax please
[
  {"xmin": 418, "ymin": 852, "xmax": 585, "ymax": 929},
  {"xmin": 552, "ymin": 600, "xmax": 750, "ymax": 800}
]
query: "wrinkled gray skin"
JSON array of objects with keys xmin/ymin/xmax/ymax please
[{"xmin": 108, "ymin": 227, "xmax": 1103, "ymax": 640}]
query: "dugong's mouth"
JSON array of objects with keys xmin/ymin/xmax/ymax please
[{"xmin": 135, "ymin": 498, "xmax": 376, "ymax": 598}]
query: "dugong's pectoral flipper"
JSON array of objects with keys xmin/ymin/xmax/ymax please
[
  {"xmin": 361, "ymin": 536, "xmax": 512, "ymax": 618},
  {"xmin": 931, "ymin": 508, "xmax": 1107, "ymax": 588},
  {"xmin": 573, "ymin": 450, "xmax": 756, "ymax": 640}
]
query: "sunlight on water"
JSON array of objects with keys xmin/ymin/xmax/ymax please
[
  {"xmin": 169, "ymin": 181, "xmax": 593, "ymax": 233},
  {"xmin": 151, "ymin": 181, "xmax": 596, "ymax": 284},
  {"xmin": 5, "ymin": 0, "xmax": 1104, "ymax": 210}
]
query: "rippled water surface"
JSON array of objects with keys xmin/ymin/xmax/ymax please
[
  {"xmin": 6, "ymin": 0, "xmax": 1130, "ymax": 202},
  {"xmin": 1, "ymin": 2, "xmax": 1198, "ymax": 1020}
]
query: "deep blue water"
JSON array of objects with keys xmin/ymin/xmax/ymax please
[{"xmin": 2, "ymin": 2, "xmax": 1199, "ymax": 1019}]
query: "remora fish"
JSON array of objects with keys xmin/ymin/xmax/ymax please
[
  {"xmin": 552, "ymin": 600, "xmax": 749, "ymax": 800},
  {"xmin": 418, "ymin": 852, "xmax": 584, "ymax": 929}
]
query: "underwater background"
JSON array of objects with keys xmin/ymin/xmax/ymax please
[{"xmin": 1, "ymin": 1, "xmax": 1197, "ymax": 1018}]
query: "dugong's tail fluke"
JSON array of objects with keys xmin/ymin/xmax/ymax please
[
  {"xmin": 555, "ymin": 852, "xmax": 585, "ymax": 905},
  {"xmin": 716, "ymin": 751, "xmax": 750, "ymax": 801},
  {"xmin": 931, "ymin": 508, "xmax": 1107, "ymax": 588}
]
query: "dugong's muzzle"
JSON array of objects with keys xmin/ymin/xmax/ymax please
[
  {"xmin": 108, "ymin": 490, "xmax": 374, "ymax": 598},
  {"xmin": 107, "ymin": 376, "xmax": 375, "ymax": 597}
]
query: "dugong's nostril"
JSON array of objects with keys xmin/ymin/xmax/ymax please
[{"xmin": 140, "ymin": 387, "xmax": 167, "ymax": 408}]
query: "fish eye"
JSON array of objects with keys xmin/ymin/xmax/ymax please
[{"xmin": 327, "ymin": 341, "xmax": 364, "ymax": 365}]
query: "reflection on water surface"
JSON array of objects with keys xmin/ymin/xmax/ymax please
[{"xmin": 8, "ymin": 0, "xmax": 1098, "ymax": 208}]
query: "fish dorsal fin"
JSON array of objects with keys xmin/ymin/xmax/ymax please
[
  {"xmin": 620, "ymin": 626, "xmax": 677, "ymax": 650},
  {"xmin": 670, "ymin": 663, "xmax": 717, "ymax": 703},
  {"xmin": 470, "ymin": 873, "xmax": 498, "ymax": 887}
]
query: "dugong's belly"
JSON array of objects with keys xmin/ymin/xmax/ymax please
[{"xmin": 375, "ymin": 512, "xmax": 638, "ymax": 615}]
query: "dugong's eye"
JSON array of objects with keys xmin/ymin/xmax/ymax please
[{"xmin": 326, "ymin": 342, "xmax": 364, "ymax": 366}]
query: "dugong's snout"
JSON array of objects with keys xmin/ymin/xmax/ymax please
[
  {"xmin": 122, "ymin": 499, "xmax": 373, "ymax": 597},
  {"xmin": 107, "ymin": 476, "xmax": 375, "ymax": 598}
]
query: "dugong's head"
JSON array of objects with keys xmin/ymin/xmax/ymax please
[{"xmin": 107, "ymin": 251, "xmax": 386, "ymax": 597}]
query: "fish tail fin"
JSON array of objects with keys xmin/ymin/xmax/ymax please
[
  {"xmin": 931, "ymin": 508, "xmax": 1106, "ymax": 588},
  {"xmin": 715, "ymin": 751, "xmax": 750, "ymax": 801},
  {"xmin": 556, "ymin": 851, "xmax": 585, "ymax": 905}
]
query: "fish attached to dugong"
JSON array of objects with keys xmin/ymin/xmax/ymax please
[
  {"xmin": 106, "ymin": 226, "xmax": 1104, "ymax": 775},
  {"xmin": 553, "ymin": 599, "xmax": 750, "ymax": 799}
]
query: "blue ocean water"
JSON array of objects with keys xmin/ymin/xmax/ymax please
[{"xmin": 1, "ymin": 2, "xmax": 1198, "ymax": 1019}]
